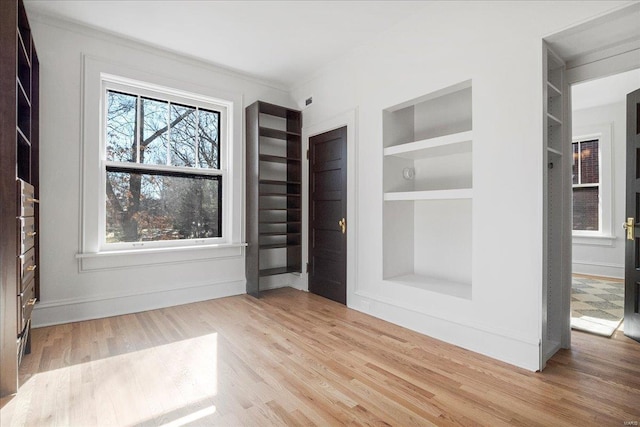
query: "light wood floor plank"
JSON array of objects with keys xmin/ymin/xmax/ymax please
[{"xmin": 1, "ymin": 287, "xmax": 639, "ymax": 426}]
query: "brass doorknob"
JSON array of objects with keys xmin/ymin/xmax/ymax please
[
  {"xmin": 623, "ymin": 217, "xmax": 635, "ymax": 240},
  {"xmin": 338, "ymin": 218, "xmax": 346, "ymax": 234}
]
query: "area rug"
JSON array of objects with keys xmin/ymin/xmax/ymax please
[{"xmin": 571, "ymin": 275, "xmax": 624, "ymax": 337}]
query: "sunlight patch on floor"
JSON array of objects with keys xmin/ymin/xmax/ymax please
[
  {"xmin": 160, "ymin": 405, "xmax": 217, "ymax": 427},
  {"xmin": 2, "ymin": 333, "xmax": 218, "ymax": 426}
]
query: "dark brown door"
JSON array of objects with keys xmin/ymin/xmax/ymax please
[
  {"xmin": 625, "ymin": 87, "xmax": 640, "ymax": 343},
  {"xmin": 309, "ymin": 127, "xmax": 347, "ymax": 304}
]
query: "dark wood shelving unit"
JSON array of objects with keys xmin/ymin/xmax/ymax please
[
  {"xmin": 246, "ymin": 101, "xmax": 302, "ymax": 296},
  {"xmin": 1, "ymin": 0, "xmax": 40, "ymax": 398}
]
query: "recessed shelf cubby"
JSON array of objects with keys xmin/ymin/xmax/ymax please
[{"xmin": 383, "ymin": 80, "xmax": 473, "ymax": 298}]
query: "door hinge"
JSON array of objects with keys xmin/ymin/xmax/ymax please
[
  {"xmin": 306, "ymin": 262, "xmax": 309, "ymax": 273},
  {"xmin": 306, "ymin": 149, "xmax": 309, "ymax": 160}
]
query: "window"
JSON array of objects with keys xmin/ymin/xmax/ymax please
[
  {"xmin": 102, "ymin": 81, "xmax": 227, "ymax": 250},
  {"xmin": 79, "ymin": 58, "xmax": 243, "ymax": 270},
  {"xmin": 572, "ymin": 138, "xmax": 600, "ymax": 231}
]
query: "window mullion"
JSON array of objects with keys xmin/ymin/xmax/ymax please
[
  {"xmin": 573, "ymin": 183, "xmax": 599, "ymax": 189},
  {"xmin": 167, "ymin": 102, "xmax": 172, "ymax": 166},
  {"xmin": 105, "ymin": 160, "xmax": 222, "ymax": 176},
  {"xmin": 577, "ymin": 141, "xmax": 582, "ymax": 185},
  {"xmin": 136, "ymin": 95, "xmax": 141, "ymax": 163},
  {"xmin": 195, "ymin": 108, "xmax": 200, "ymax": 167}
]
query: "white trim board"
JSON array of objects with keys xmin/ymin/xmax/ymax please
[
  {"xmin": 572, "ymin": 260, "xmax": 624, "ymax": 279},
  {"xmin": 352, "ymin": 289, "xmax": 540, "ymax": 371},
  {"xmin": 32, "ymin": 279, "xmax": 246, "ymax": 328}
]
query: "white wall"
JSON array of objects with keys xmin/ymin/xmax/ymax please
[
  {"xmin": 572, "ymin": 102, "xmax": 627, "ymax": 278},
  {"xmin": 29, "ymin": 14, "xmax": 296, "ymax": 327},
  {"xmin": 292, "ymin": 1, "xmax": 629, "ymax": 370}
]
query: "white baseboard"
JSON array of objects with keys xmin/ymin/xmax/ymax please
[
  {"xmin": 572, "ymin": 260, "xmax": 624, "ymax": 279},
  {"xmin": 32, "ymin": 279, "xmax": 246, "ymax": 328},
  {"xmin": 351, "ymin": 290, "xmax": 540, "ymax": 371}
]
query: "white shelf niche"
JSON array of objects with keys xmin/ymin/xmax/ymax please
[
  {"xmin": 383, "ymin": 198, "xmax": 472, "ymax": 298},
  {"xmin": 382, "ymin": 80, "xmax": 473, "ymax": 297}
]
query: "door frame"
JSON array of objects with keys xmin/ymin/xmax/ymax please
[
  {"xmin": 542, "ymin": 2, "xmax": 640, "ymax": 366},
  {"xmin": 302, "ymin": 109, "xmax": 358, "ymax": 305}
]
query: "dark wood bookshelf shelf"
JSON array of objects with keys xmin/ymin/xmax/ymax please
[
  {"xmin": 259, "ymin": 243, "xmax": 301, "ymax": 250},
  {"xmin": 259, "ymin": 266, "xmax": 301, "ymax": 277},
  {"xmin": 259, "ymin": 193, "xmax": 301, "ymax": 197},
  {"xmin": 259, "ymin": 221, "xmax": 302, "ymax": 225},
  {"xmin": 259, "ymin": 179, "xmax": 301, "ymax": 185},
  {"xmin": 17, "ymin": 79, "xmax": 30, "ymax": 106},
  {"xmin": 259, "ymin": 154, "xmax": 301, "ymax": 163},
  {"xmin": 259, "ymin": 126, "xmax": 301, "ymax": 140},
  {"xmin": 16, "ymin": 29, "xmax": 30, "ymax": 67},
  {"xmin": 16, "ymin": 127, "xmax": 30, "ymax": 147}
]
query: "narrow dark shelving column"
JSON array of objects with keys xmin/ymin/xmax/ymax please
[
  {"xmin": 246, "ymin": 101, "xmax": 302, "ymax": 297},
  {"xmin": 0, "ymin": 0, "xmax": 40, "ymax": 397}
]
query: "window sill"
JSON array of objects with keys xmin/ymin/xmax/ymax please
[
  {"xmin": 76, "ymin": 242, "xmax": 247, "ymax": 272},
  {"xmin": 572, "ymin": 234, "xmax": 616, "ymax": 247}
]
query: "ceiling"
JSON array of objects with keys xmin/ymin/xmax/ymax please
[
  {"xmin": 24, "ymin": 0, "xmax": 427, "ymax": 88},
  {"xmin": 572, "ymin": 68, "xmax": 640, "ymax": 111}
]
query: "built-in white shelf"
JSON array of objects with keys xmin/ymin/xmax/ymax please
[
  {"xmin": 547, "ymin": 112, "xmax": 562, "ymax": 126},
  {"xmin": 385, "ymin": 273, "xmax": 472, "ymax": 299},
  {"xmin": 543, "ymin": 44, "xmax": 567, "ymax": 367},
  {"xmin": 547, "ymin": 147, "xmax": 562, "ymax": 157},
  {"xmin": 547, "ymin": 81, "xmax": 561, "ymax": 97},
  {"xmin": 384, "ymin": 188, "xmax": 472, "ymax": 201},
  {"xmin": 384, "ymin": 131, "xmax": 472, "ymax": 159}
]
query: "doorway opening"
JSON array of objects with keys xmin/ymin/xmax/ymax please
[
  {"xmin": 541, "ymin": 1, "xmax": 640, "ymax": 369},
  {"xmin": 308, "ymin": 126, "xmax": 348, "ymax": 305},
  {"xmin": 569, "ymin": 70, "xmax": 640, "ymax": 337}
]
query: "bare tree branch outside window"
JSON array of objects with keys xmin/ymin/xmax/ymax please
[{"xmin": 105, "ymin": 90, "xmax": 221, "ymax": 243}]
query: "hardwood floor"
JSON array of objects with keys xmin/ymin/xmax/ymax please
[{"xmin": 1, "ymin": 287, "xmax": 639, "ymax": 426}]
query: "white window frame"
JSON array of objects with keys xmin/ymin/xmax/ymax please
[
  {"xmin": 100, "ymin": 77, "xmax": 228, "ymax": 251},
  {"xmin": 572, "ymin": 123, "xmax": 614, "ymax": 246},
  {"xmin": 78, "ymin": 55, "xmax": 244, "ymax": 271}
]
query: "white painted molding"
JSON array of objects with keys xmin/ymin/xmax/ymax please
[
  {"xmin": 572, "ymin": 260, "xmax": 624, "ymax": 279},
  {"xmin": 353, "ymin": 289, "xmax": 540, "ymax": 371},
  {"xmin": 566, "ymin": 48, "xmax": 640, "ymax": 85},
  {"xmin": 77, "ymin": 245, "xmax": 244, "ymax": 272},
  {"xmin": 32, "ymin": 279, "xmax": 246, "ymax": 328},
  {"xmin": 572, "ymin": 235, "xmax": 616, "ymax": 247},
  {"xmin": 572, "ymin": 259, "xmax": 624, "ymax": 268},
  {"xmin": 354, "ymin": 289, "xmax": 538, "ymax": 347}
]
